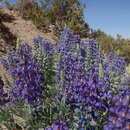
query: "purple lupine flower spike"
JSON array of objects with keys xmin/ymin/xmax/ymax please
[
  {"xmin": 8, "ymin": 43, "xmax": 44, "ymax": 104},
  {"xmin": 104, "ymin": 90, "xmax": 130, "ymax": 130}
]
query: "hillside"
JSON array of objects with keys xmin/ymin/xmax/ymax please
[{"xmin": 0, "ymin": 8, "xmax": 57, "ymax": 56}]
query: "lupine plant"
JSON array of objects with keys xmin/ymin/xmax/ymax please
[
  {"xmin": 6, "ymin": 43, "xmax": 44, "ymax": 105},
  {"xmin": 33, "ymin": 36, "xmax": 56, "ymax": 86},
  {"xmin": 0, "ymin": 43, "xmax": 45, "ymax": 129},
  {"xmin": 0, "ymin": 29, "xmax": 129, "ymax": 130},
  {"xmin": 103, "ymin": 52, "xmax": 126, "ymax": 91},
  {"xmin": 104, "ymin": 90, "xmax": 130, "ymax": 130}
]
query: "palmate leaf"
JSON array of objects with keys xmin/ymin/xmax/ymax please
[
  {"xmin": 0, "ymin": 106, "xmax": 16, "ymax": 129},
  {"xmin": 39, "ymin": 85, "xmax": 74, "ymax": 129},
  {"xmin": 44, "ymin": 56, "xmax": 56, "ymax": 86},
  {"xmin": 0, "ymin": 99, "xmax": 32, "ymax": 129}
]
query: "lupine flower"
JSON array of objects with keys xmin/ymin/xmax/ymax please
[
  {"xmin": 59, "ymin": 52, "xmax": 113, "ymax": 129},
  {"xmin": 104, "ymin": 90, "xmax": 130, "ymax": 130},
  {"xmin": 45, "ymin": 121, "xmax": 69, "ymax": 130},
  {"xmin": 58, "ymin": 29, "xmax": 110, "ymax": 108},
  {"xmin": 33, "ymin": 36, "xmax": 55, "ymax": 66},
  {"xmin": 80, "ymin": 40, "xmax": 100, "ymax": 63},
  {"xmin": 57, "ymin": 28, "xmax": 81, "ymax": 90},
  {"xmin": 8, "ymin": 43, "xmax": 44, "ymax": 104},
  {"xmin": 59, "ymin": 28, "xmax": 80, "ymax": 55},
  {"xmin": 64, "ymin": 53, "xmax": 110, "ymax": 109},
  {"xmin": 33, "ymin": 36, "xmax": 56, "ymax": 85},
  {"xmin": 79, "ymin": 40, "xmax": 103, "ymax": 82},
  {"xmin": 57, "ymin": 29, "xmax": 116, "ymax": 129},
  {"xmin": 33, "ymin": 36, "xmax": 54, "ymax": 56},
  {"xmin": 102, "ymin": 52, "xmax": 126, "ymax": 90},
  {"xmin": 106, "ymin": 52, "xmax": 126, "ymax": 75},
  {"xmin": 43, "ymin": 40, "xmax": 54, "ymax": 56},
  {"xmin": 85, "ymin": 40, "xmax": 99, "ymax": 64}
]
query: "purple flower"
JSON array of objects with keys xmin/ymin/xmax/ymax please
[
  {"xmin": 33, "ymin": 37, "xmax": 55, "ymax": 86},
  {"xmin": 104, "ymin": 90, "xmax": 130, "ymax": 130},
  {"xmin": 104, "ymin": 52, "xmax": 126, "ymax": 76},
  {"xmin": 7, "ymin": 43, "xmax": 44, "ymax": 104},
  {"xmin": 58, "ymin": 30, "xmax": 110, "ymax": 109},
  {"xmin": 59, "ymin": 28, "xmax": 80, "ymax": 55},
  {"xmin": 57, "ymin": 29, "xmax": 126, "ymax": 129},
  {"xmin": 33, "ymin": 36, "xmax": 54, "ymax": 56},
  {"xmin": 43, "ymin": 40, "xmax": 54, "ymax": 55}
]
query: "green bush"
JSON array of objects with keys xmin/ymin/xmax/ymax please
[
  {"xmin": 16, "ymin": 0, "xmax": 90, "ymax": 37},
  {"xmin": 91, "ymin": 30, "xmax": 130, "ymax": 64}
]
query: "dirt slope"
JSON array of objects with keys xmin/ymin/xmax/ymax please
[{"xmin": 2, "ymin": 9, "xmax": 57, "ymax": 44}]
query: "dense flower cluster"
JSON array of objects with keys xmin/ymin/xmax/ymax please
[
  {"xmin": 57, "ymin": 30, "xmax": 111, "ymax": 129},
  {"xmin": 81, "ymin": 40, "xmax": 100, "ymax": 64},
  {"xmin": 58, "ymin": 29, "xmax": 111, "ymax": 107},
  {"xmin": 63, "ymin": 54, "xmax": 86, "ymax": 102},
  {"xmin": 7, "ymin": 43, "xmax": 44, "ymax": 104},
  {"xmin": 104, "ymin": 52, "xmax": 126, "ymax": 75},
  {"xmin": 59, "ymin": 28, "xmax": 80, "ymax": 55},
  {"xmin": 63, "ymin": 53, "xmax": 111, "ymax": 110},
  {"xmin": 104, "ymin": 90, "xmax": 130, "ymax": 130},
  {"xmin": 45, "ymin": 121, "xmax": 69, "ymax": 130},
  {"xmin": 80, "ymin": 39, "xmax": 101, "ymax": 79},
  {"xmin": 0, "ymin": 28, "xmax": 129, "ymax": 129},
  {"xmin": 102, "ymin": 52, "xmax": 126, "ymax": 89},
  {"xmin": 57, "ymin": 29, "xmax": 81, "ymax": 89}
]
